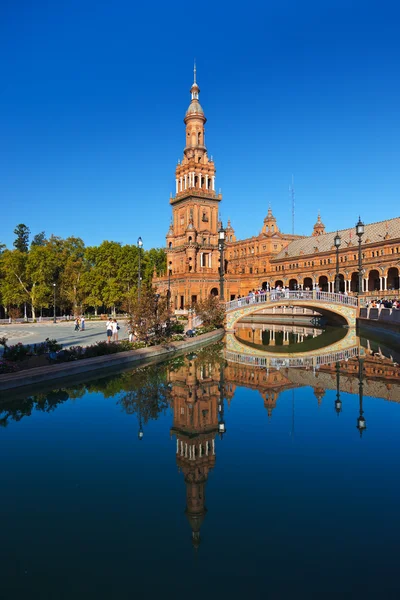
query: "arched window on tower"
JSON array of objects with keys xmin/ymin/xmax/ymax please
[
  {"xmin": 271, "ymin": 224, "xmax": 275, "ymax": 232},
  {"xmin": 198, "ymin": 132, "xmax": 201, "ymax": 144},
  {"xmin": 169, "ymin": 242, "xmax": 172, "ymax": 248}
]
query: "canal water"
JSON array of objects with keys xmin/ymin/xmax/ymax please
[{"xmin": 1, "ymin": 329, "xmax": 400, "ymax": 597}]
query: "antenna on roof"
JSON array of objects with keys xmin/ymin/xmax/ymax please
[{"xmin": 289, "ymin": 175, "xmax": 295, "ymax": 235}]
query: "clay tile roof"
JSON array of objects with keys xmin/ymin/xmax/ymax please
[{"xmin": 273, "ymin": 217, "xmax": 400, "ymax": 260}]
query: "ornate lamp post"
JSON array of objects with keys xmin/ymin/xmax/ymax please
[
  {"xmin": 356, "ymin": 356, "xmax": 366, "ymax": 437},
  {"xmin": 356, "ymin": 217, "xmax": 365, "ymax": 295},
  {"xmin": 218, "ymin": 224, "xmax": 225, "ymax": 301},
  {"xmin": 137, "ymin": 236, "xmax": 143, "ymax": 300},
  {"xmin": 334, "ymin": 232, "xmax": 341, "ymax": 294},
  {"xmin": 53, "ymin": 283, "xmax": 57, "ymax": 323},
  {"xmin": 335, "ymin": 361, "xmax": 342, "ymax": 415}
]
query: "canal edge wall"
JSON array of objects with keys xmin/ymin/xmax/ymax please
[{"xmin": 0, "ymin": 329, "xmax": 224, "ymax": 392}]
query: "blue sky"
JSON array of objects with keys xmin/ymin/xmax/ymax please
[{"xmin": 1, "ymin": 0, "xmax": 399, "ymax": 250}]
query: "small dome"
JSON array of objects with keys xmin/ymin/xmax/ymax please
[{"xmin": 186, "ymin": 101, "xmax": 204, "ymax": 116}]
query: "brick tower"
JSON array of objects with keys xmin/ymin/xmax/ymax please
[{"xmin": 164, "ymin": 65, "xmax": 223, "ymax": 309}]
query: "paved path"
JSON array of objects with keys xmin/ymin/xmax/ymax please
[{"xmin": 0, "ymin": 320, "xmax": 129, "ymax": 349}]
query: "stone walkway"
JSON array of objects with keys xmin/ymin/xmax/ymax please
[{"xmin": 0, "ymin": 320, "xmax": 129, "ymax": 349}]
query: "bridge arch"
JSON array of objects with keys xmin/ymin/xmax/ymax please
[{"xmin": 225, "ymin": 291, "xmax": 358, "ymax": 331}]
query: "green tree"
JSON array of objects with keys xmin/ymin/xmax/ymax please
[
  {"xmin": 31, "ymin": 231, "xmax": 46, "ymax": 247},
  {"xmin": 13, "ymin": 224, "xmax": 30, "ymax": 253}
]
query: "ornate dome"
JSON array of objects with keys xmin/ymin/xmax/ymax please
[
  {"xmin": 186, "ymin": 100, "xmax": 204, "ymax": 116},
  {"xmin": 313, "ymin": 212, "xmax": 326, "ymax": 236}
]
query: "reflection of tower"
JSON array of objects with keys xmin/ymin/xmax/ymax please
[
  {"xmin": 313, "ymin": 385, "xmax": 325, "ymax": 407},
  {"xmin": 169, "ymin": 359, "xmax": 220, "ymax": 548}
]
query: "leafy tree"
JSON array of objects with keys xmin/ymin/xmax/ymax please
[
  {"xmin": 126, "ymin": 287, "xmax": 169, "ymax": 343},
  {"xmin": 194, "ymin": 295, "xmax": 225, "ymax": 328},
  {"xmin": 31, "ymin": 231, "xmax": 46, "ymax": 247},
  {"xmin": 13, "ymin": 224, "xmax": 30, "ymax": 253},
  {"xmin": 0, "ymin": 242, "xmax": 6, "ymax": 254}
]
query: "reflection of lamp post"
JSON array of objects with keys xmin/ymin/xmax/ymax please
[
  {"xmin": 137, "ymin": 236, "xmax": 143, "ymax": 300},
  {"xmin": 334, "ymin": 232, "xmax": 341, "ymax": 294},
  {"xmin": 218, "ymin": 363, "xmax": 226, "ymax": 439},
  {"xmin": 53, "ymin": 283, "xmax": 57, "ymax": 323},
  {"xmin": 335, "ymin": 361, "xmax": 342, "ymax": 415},
  {"xmin": 218, "ymin": 224, "xmax": 225, "ymax": 301},
  {"xmin": 356, "ymin": 356, "xmax": 366, "ymax": 437},
  {"xmin": 138, "ymin": 412, "xmax": 144, "ymax": 441},
  {"xmin": 356, "ymin": 217, "xmax": 364, "ymax": 295}
]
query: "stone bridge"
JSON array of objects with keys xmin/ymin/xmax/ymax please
[{"xmin": 225, "ymin": 291, "xmax": 358, "ymax": 330}]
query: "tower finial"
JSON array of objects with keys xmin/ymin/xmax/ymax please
[{"xmin": 194, "ymin": 59, "xmax": 196, "ymax": 84}]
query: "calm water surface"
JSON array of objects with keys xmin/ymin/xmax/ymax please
[{"xmin": 1, "ymin": 335, "xmax": 400, "ymax": 598}]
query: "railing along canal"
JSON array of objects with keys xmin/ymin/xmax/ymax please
[{"xmin": 225, "ymin": 291, "xmax": 358, "ymax": 312}]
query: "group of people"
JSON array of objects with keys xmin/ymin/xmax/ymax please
[
  {"xmin": 367, "ymin": 298, "xmax": 400, "ymax": 309},
  {"xmin": 74, "ymin": 316, "xmax": 85, "ymax": 331},
  {"xmin": 106, "ymin": 318, "xmax": 120, "ymax": 343}
]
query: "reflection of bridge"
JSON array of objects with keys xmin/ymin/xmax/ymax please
[
  {"xmin": 225, "ymin": 291, "xmax": 358, "ymax": 330},
  {"xmin": 225, "ymin": 345, "xmax": 360, "ymax": 370}
]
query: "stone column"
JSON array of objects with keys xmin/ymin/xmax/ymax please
[
  {"xmin": 175, "ymin": 178, "xmax": 178, "ymax": 194},
  {"xmin": 205, "ymin": 174, "xmax": 209, "ymax": 189},
  {"xmin": 383, "ymin": 276, "xmax": 388, "ymax": 291},
  {"xmin": 212, "ymin": 176, "xmax": 215, "ymax": 191}
]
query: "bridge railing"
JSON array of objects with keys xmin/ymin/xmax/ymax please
[{"xmin": 225, "ymin": 290, "xmax": 358, "ymax": 312}]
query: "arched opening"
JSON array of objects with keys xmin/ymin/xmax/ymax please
[
  {"xmin": 188, "ymin": 236, "xmax": 192, "ymax": 243},
  {"xmin": 289, "ymin": 278, "xmax": 298, "ymax": 290},
  {"xmin": 318, "ymin": 276, "xmax": 328, "ymax": 292},
  {"xmin": 169, "ymin": 242, "xmax": 172, "ymax": 248},
  {"xmin": 337, "ymin": 273, "xmax": 345, "ymax": 293},
  {"xmin": 197, "ymin": 132, "xmax": 201, "ymax": 145},
  {"xmin": 387, "ymin": 267, "xmax": 399, "ymax": 290},
  {"xmin": 261, "ymin": 281, "xmax": 269, "ymax": 290},
  {"xmin": 351, "ymin": 272, "xmax": 359, "ymax": 293},
  {"xmin": 194, "ymin": 176, "xmax": 199, "ymax": 187},
  {"xmin": 274, "ymin": 280, "xmax": 284, "ymax": 289},
  {"xmin": 303, "ymin": 277, "xmax": 313, "ymax": 291},
  {"xmin": 208, "ymin": 179, "xmax": 211, "ymax": 190},
  {"xmin": 368, "ymin": 269, "xmax": 380, "ymax": 291},
  {"xmin": 210, "ymin": 288, "xmax": 219, "ymax": 297}
]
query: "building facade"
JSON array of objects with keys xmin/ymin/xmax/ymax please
[{"xmin": 154, "ymin": 71, "xmax": 400, "ymax": 306}]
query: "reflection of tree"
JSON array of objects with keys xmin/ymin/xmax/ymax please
[
  {"xmin": 0, "ymin": 389, "xmax": 70, "ymax": 427},
  {"xmin": 117, "ymin": 364, "xmax": 172, "ymax": 425}
]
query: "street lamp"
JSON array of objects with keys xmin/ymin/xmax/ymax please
[
  {"xmin": 356, "ymin": 356, "xmax": 366, "ymax": 437},
  {"xmin": 137, "ymin": 236, "xmax": 143, "ymax": 300},
  {"xmin": 335, "ymin": 361, "xmax": 342, "ymax": 415},
  {"xmin": 334, "ymin": 232, "xmax": 341, "ymax": 294},
  {"xmin": 218, "ymin": 224, "xmax": 225, "ymax": 301},
  {"xmin": 53, "ymin": 283, "xmax": 57, "ymax": 323},
  {"xmin": 356, "ymin": 217, "xmax": 365, "ymax": 295}
]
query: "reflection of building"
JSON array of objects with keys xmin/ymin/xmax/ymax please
[
  {"xmin": 224, "ymin": 362, "xmax": 296, "ymax": 418},
  {"xmin": 169, "ymin": 359, "xmax": 221, "ymax": 548},
  {"xmin": 154, "ymin": 70, "xmax": 400, "ymax": 304}
]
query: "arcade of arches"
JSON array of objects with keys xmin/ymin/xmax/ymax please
[{"xmin": 154, "ymin": 70, "xmax": 400, "ymax": 307}]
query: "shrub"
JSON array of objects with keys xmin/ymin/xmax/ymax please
[
  {"xmin": 4, "ymin": 343, "xmax": 31, "ymax": 361},
  {"xmin": 0, "ymin": 359, "xmax": 19, "ymax": 374},
  {"xmin": 169, "ymin": 322, "xmax": 185, "ymax": 334}
]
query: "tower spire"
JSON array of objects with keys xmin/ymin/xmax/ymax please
[{"xmin": 193, "ymin": 59, "xmax": 196, "ymax": 84}]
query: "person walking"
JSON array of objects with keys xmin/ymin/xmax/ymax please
[
  {"xmin": 74, "ymin": 317, "xmax": 80, "ymax": 332},
  {"xmin": 80, "ymin": 315, "xmax": 85, "ymax": 331},
  {"xmin": 106, "ymin": 318, "xmax": 113, "ymax": 343}
]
